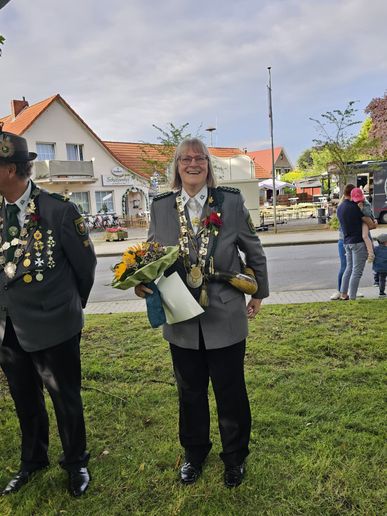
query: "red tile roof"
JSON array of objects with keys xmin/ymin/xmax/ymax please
[
  {"xmin": 103, "ymin": 142, "xmax": 257, "ymax": 178},
  {"xmin": 0, "ymin": 95, "xmax": 58, "ymax": 135},
  {"xmin": 103, "ymin": 142, "xmax": 171, "ymax": 177},
  {"xmin": 246, "ymin": 147, "xmax": 283, "ymax": 179}
]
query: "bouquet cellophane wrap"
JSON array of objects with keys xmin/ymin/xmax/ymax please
[{"xmin": 112, "ymin": 245, "xmax": 179, "ymax": 290}]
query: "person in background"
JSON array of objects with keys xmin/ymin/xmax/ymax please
[
  {"xmin": 0, "ymin": 129, "xmax": 96, "ymax": 497},
  {"xmin": 350, "ymin": 187, "xmax": 377, "ymax": 262},
  {"xmin": 135, "ymin": 138, "xmax": 269, "ymax": 488},
  {"xmin": 337, "ymin": 183, "xmax": 377, "ymax": 300},
  {"xmin": 330, "ymin": 185, "xmax": 364, "ymax": 300},
  {"xmin": 372, "ymin": 234, "xmax": 387, "ymax": 298},
  {"xmin": 330, "ymin": 185, "xmax": 354, "ymax": 300}
]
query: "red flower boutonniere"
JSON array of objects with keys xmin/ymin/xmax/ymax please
[
  {"xmin": 28, "ymin": 213, "xmax": 41, "ymax": 229},
  {"xmin": 203, "ymin": 211, "xmax": 222, "ymax": 235}
]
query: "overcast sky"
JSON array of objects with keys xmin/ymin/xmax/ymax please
[{"xmin": 1, "ymin": 0, "xmax": 386, "ymax": 165}]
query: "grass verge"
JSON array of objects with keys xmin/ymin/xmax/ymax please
[{"xmin": 0, "ymin": 301, "xmax": 385, "ymax": 515}]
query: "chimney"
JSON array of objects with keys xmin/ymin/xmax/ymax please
[{"xmin": 11, "ymin": 97, "xmax": 29, "ymax": 118}]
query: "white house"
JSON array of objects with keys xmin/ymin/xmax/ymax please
[{"xmin": 0, "ymin": 95, "xmax": 150, "ymax": 219}]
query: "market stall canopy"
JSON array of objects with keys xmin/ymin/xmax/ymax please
[{"xmin": 258, "ymin": 179, "xmax": 294, "ymax": 190}]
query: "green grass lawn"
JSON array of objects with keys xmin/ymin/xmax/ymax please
[{"xmin": 0, "ymin": 301, "xmax": 386, "ymax": 515}]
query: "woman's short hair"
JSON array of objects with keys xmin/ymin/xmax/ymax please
[{"xmin": 171, "ymin": 138, "xmax": 217, "ymax": 190}]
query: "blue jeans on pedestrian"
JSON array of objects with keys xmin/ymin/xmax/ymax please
[
  {"xmin": 341, "ymin": 242, "xmax": 368, "ymax": 299},
  {"xmin": 337, "ymin": 239, "xmax": 346, "ymax": 291}
]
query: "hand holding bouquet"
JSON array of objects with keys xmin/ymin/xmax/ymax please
[{"xmin": 112, "ymin": 242, "xmax": 179, "ymax": 327}]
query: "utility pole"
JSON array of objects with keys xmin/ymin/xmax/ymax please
[{"xmin": 267, "ymin": 66, "xmax": 277, "ymax": 233}]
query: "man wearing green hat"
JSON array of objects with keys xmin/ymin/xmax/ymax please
[{"xmin": 0, "ymin": 128, "xmax": 96, "ymax": 497}]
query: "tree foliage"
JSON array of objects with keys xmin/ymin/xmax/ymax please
[
  {"xmin": 309, "ymin": 101, "xmax": 364, "ymax": 183},
  {"xmin": 281, "ymin": 169, "xmax": 315, "ymax": 183},
  {"xmin": 365, "ymin": 93, "xmax": 387, "ymax": 158},
  {"xmin": 140, "ymin": 122, "xmax": 193, "ymax": 178},
  {"xmin": 296, "ymin": 148, "xmax": 314, "ymax": 170}
]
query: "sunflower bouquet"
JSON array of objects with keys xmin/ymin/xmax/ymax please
[
  {"xmin": 112, "ymin": 241, "xmax": 179, "ymax": 290},
  {"xmin": 112, "ymin": 242, "xmax": 179, "ymax": 328}
]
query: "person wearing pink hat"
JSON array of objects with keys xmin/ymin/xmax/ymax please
[
  {"xmin": 350, "ymin": 187, "xmax": 377, "ymax": 262},
  {"xmin": 337, "ymin": 184, "xmax": 377, "ymax": 300}
]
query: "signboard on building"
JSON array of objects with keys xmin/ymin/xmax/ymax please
[{"xmin": 101, "ymin": 175, "xmax": 148, "ymax": 189}]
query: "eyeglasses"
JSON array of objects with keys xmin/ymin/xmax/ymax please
[{"xmin": 178, "ymin": 155, "xmax": 208, "ymax": 165}]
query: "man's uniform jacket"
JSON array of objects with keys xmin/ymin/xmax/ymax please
[
  {"xmin": 148, "ymin": 188, "xmax": 269, "ymax": 350},
  {"xmin": 0, "ymin": 186, "xmax": 97, "ymax": 352}
]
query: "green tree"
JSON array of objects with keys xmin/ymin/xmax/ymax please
[
  {"xmin": 281, "ymin": 169, "xmax": 312, "ymax": 183},
  {"xmin": 296, "ymin": 148, "xmax": 314, "ymax": 170},
  {"xmin": 140, "ymin": 122, "xmax": 203, "ymax": 189},
  {"xmin": 139, "ymin": 122, "xmax": 192, "ymax": 179},
  {"xmin": 309, "ymin": 101, "xmax": 362, "ymax": 184}
]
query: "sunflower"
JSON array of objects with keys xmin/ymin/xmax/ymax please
[
  {"xmin": 114, "ymin": 262, "xmax": 127, "ymax": 280},
  {"xmin": 123, "ymin": 251, "xmax": 137, "ymax": 267}
]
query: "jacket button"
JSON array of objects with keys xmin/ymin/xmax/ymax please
[{"xmin": 3, "ymin": 285, "xmax": 8, "ymax": 290}]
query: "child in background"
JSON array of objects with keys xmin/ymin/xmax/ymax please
[
  {"xmin": 373, "ymin": 234, "xmax": 387, "ymax": 298},
  {"xmin": 350, "ymin": 187, "xmax": 377, "ymax": 262}
]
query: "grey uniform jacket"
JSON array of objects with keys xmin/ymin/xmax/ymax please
[
  {"xmin": 0, "ymin": 186, "xmax": 97, "ymax": 352},
  {"xmin": 148, "ymin": 188, "xmax": 269, "ymax": 350}
]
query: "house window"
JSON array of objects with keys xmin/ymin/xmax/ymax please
[
  {"xmin": 95, "ymin": 191, "xmax": 114, "ymax": 213},
  {"xmin": 36, "ymin": 143, "xmax": 55, "ymax": 160},
  {"xmin": 70, "ymin": 192, "xmax": 90, "ymax": 214},
  {"xmin": 66, "ymin": 144, "xmax": 84, "ymax": 161}
]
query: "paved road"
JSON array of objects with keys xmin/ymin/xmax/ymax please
[{"xmin": 89, "ymin": 242, "xmax": 377, "ymax": 303}]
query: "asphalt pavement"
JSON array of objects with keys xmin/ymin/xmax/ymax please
[{"xmin": 85, "ymin": 223, "xmax": 386, "ymax": 314}]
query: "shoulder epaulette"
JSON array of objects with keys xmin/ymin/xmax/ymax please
[
  {"xmin": 49, "ymin": 192, "xmax": 69, "ymax": 202},
  {"xmin": 218, "ymin": 186, "xmax": 240, "ymax": 194},
  {"xmin": 153, "ymin": 191, "xmax": 174, "ymax": 201}
]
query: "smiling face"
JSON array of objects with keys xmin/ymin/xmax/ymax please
[{"xmin": 177, "ymin": 144, "xmax": 209, "ymax": 194}]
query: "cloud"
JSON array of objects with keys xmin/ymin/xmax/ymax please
[{"xmin": 1, "ymin": 0, "xmax": 386, "ymax": 162}]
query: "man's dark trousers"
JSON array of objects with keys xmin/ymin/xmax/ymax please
[{"xmin": 0, "ymin": 318, "xmax": 89, "ymax": 472}]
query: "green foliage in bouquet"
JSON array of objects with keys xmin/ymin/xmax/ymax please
[{"xmin": 112, "ymin": 242, "xmax": 179, "ymax": 290}]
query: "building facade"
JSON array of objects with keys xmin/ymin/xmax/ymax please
[{"xmin": 0, "ymin": 96, "xmax": 149, "ymax": 219}]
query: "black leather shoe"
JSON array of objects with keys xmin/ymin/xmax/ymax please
[
  {"xmin": 224, "ymin": 463, "xmax": 245, "ymax": 488},
  {"xmin": 2, "ymin": 469, "xmax": 40, "ymax": 495},
  {"xmin": 180, "ymin": 462, "xmax": 202, "ymax": 484},
  {"xmin": 68, "ymin": 467, "xmax": 90, "ymax": 497}
]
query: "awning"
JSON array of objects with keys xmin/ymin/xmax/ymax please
[{"xmin": 258, "ymin": 179, "xmax": 294, "ymax": 190}]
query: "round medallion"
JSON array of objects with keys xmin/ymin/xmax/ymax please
[
  {"xmin": 186, "ymin": 265, "xmax": 203, "ymax": 288},
  {"xmin": 8, "ymin": 226, "xmax": 19, "ymax": 237},
  {"xmin": 23, "ymin": 274, "xmax": 33, "ymax": 283},
  {"xmin": 36, "ymin": 273, "xmax": 44, "ymax": 282},
  {"xmin": 23, "ymin": 258, "xmax": 31, "ymax": 267}
]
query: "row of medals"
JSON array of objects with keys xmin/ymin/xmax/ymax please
[
  {"xmin": 176, "ymin": 196, "xmax": 209, "ymax": 289},
  {"xmin": 0, "ymin": 222, "xmax": 55, "ymax": 281}
]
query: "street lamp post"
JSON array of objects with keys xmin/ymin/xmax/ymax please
[
  {"xmin": 205, "ymin": 126, "xmax": 216, "ymax": 146},
  {"xmin": 267, "ymin": 66, "xmax": 277, "ymax": 233}
]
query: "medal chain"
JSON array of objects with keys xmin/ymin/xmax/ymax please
[
  {"xmin": 176, "ymin": 194, "xmax": 210, "ymax": 273},
  {"xmin": 0, "ymin": 189, "xmax": 40, "ymax": 279}
]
